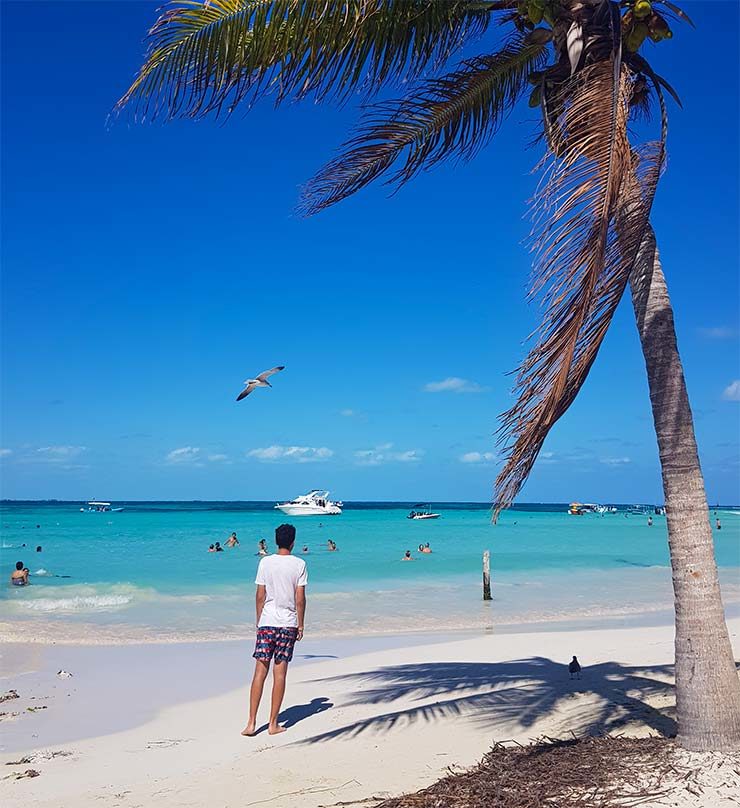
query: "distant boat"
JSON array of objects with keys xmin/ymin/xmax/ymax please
[
  {"xmin": 81, "ymin": 501, "xmax": 124, "ymax": 513},
  {"xmin": 568, "ymin": 502, "xmax": 617, "ymax": 515},
  {"xmin": 407, "ymin": 504, "xmax": 441, "ymax": 520},
  {"xmin": 275, "ymin": 490, "xmax": 342, "ymax": 516}
]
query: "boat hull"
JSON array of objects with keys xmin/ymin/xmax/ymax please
[
  {"xmin": 274, "ymin": 504, "xmax": 342, "ymax": 516},
  {"xmin": 409, "ymin": 514, "xmax": 440, "ymax": 520}
]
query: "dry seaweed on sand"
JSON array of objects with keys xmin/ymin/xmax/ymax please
[{"xmin": 373, "ymin": 736, "xmax": 687, "ymax": 808}]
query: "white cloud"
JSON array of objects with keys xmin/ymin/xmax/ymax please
[
  {"xmin": 460, "ymin": 451, "xmax": 498, "ymax": 464},
  {"xmin": 166, "ymin": 446, "xmax": 201, "ymax": 464},
  {"xmin": 600, "ymin": 457, "xmax": 631, "ymax": 466},
  {"xmin": 248, "ymin": 446, "xmax": 333, "ymax": 463},
  {"xmin": 722, "ymin": 380, "xmax": 740, "ymax": 402},
  {"xmin": 423, "ymin": 377, "xmax": 487, "ymax": 394},
  {"xmin": 35, "ymin": 446, "xmax": 87, "ymax": 463},
  {"xmin": 0, "ymin": 448, "xmax": 12, "ymax": 457},
  {"xmin": 207, "ymin": 453, "xmax": 229, "ymax": 462},
  {"xmin": 699, "ymin": 326, "xmax": 738, "ymax": 340},
  {"xmin": 339, "ymin": 409, "xmax": 356, "ymax": 417},
  {"xmin": 355, "ymin": 443, "xmax": 422, "ymax": 466}
]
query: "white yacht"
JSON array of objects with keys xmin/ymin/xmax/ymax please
[{"xmin": 275, "ymin": 491, "xmax": 342, "ymax": 516}]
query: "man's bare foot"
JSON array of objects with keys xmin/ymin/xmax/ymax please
[
  {"xmin": 241, "ymin": 722, "xmax": 257, "ymax": 737},
  {"xmin": 268, "ymin": 724, "xmax": 287, "ymax": 735}
]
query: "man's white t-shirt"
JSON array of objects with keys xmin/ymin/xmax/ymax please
[{"xmin": 255, "ymin": 554, "xmax": 308, "ymax": 628}]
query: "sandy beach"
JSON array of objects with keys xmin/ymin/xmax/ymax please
[{"xmin": 2, "ymin": 618, "xmax": 739, "ymax": 808}]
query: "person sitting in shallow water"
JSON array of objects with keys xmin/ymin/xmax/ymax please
[
  {"xmin": 208, "ymin": 544, "xmax": 216, "ymax": 553},
  {"xmin": 258, "ymin": 539, "xmax": 269, "ymax": 556},
  {"xmin": 327, "ymin": 540, "xmax": 337, "ymax": 552},
  {"xmin": 401, "ymin": 550, "xmax": 414, "ymax": 561},
  {"xmin": 11, "ymin": 561, "xmax": 29, "ymax": 586},
  {"xmin": 225, "ymin": 532, "xmax": 240, "ymax": 548}
]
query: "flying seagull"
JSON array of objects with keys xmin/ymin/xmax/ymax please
[{"xmin": 236, "ymin": 366, "xmax": 285, "ymax": 401}]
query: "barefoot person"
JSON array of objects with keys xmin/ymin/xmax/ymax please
[{"xmin": 242, "ymin": 524, "xmax": 307, "ymax": 737}]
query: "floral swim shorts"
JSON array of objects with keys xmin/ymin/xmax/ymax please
[{"xmin": 253, "ymin": 626, "xmax": 299, "ymax": 663}]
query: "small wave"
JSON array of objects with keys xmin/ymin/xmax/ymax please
[
  {"xmin": 33, "ymin": 568, "xmax": 52, "ymax": 576},
  {"xmin": 17, "ymin": 594, "xmax": 133, "ymax": 612}
]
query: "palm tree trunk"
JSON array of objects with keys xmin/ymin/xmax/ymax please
[{"xmin": 629, "ymin": 227, "xmax": 740, "ymax": 751}]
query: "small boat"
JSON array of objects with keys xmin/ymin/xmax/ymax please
[
  {"xmin": 569, "ymin": 502, "xmax": 617, "ymax": 515},
  {"xmin": 627, "ymin": 505, "xmax": 649, "ymax": 515},
  {"xmin": 275, "ymin": 491, "xmax": 342, "ymax": 516},
  {"xmin": 407, "ymin": 504, "xmax": 441, "ymax": 520},
  {"xmin": 81, "ymin": 501, "xmax": 124, "ymax": 513}
]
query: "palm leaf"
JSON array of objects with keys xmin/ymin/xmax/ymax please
[
  {"xmin": 115, "ymin": 0, "xmax": 503, "ymax": 120},
  {"xmin": 299, "ymin": 31, "xmax": 550, "ymax": 215},
  {"xmin": 493, "ymin": 53, "xmax": 665, "ymax": 519}
]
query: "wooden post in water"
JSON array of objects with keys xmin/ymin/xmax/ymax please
[{"xmin": 483, "ymin": 550, "xmax": 492, "ymax": 601}]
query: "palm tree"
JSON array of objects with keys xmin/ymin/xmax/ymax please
[{"xmin": 117, "ymin": 0, "xmax": 740, "ymax": 750}]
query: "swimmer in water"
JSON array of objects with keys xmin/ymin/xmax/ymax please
[
  {"xmin": 258, "ymin": 539, "xmax": 269, "ymax": 556},
  {"xmin": 302, "ymin": 545, "xmax": 309, "ymax": 554},
  {"xmin": 327, "ymin": 540, "xmax": 337, "ymax": 552},
  {"xmin": 422, "ymin": 543, "xmax": 432, "ymax": 554},
  {"xmin": 401, "ymin": 550, "xmax": 413, "ymax": 561},
  {"xmin": 208, "ymin": 544, "xmax": 216, "ymax": 553},
  {"xmin": 225, "ymin": 532, "xmax": 240, "ymax": 548},
  {"xmin": 214, "ymin": 542, "xmax": 224, "ymax": 552},
  {"xmin": 11, "ymin": 561, "xmax": 29, "ymax": 586}
]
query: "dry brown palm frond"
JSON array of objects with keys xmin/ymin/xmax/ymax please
[
  {"xmin": 493, "ymin": 60, "xmax": 666, "ymax": 520},
  {"xmin": 299, "ymin": 31, "xmax": 550, "ymax": 215}
]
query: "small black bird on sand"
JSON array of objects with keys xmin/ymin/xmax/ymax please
[{"xmin": 569, "ymin": 655, "xmax": 582, "ymax": 679}]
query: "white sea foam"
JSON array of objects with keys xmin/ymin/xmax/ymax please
[{"xmin": 17, "ymin": 594, "xmax": 134, "ymax": 612}]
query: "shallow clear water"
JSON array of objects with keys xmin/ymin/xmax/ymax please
[{"xmin": 2, "ymin": 502, "xmax": 738, "ymax": 641}]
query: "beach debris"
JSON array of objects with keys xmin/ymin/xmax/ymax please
[
  {"xmin": 370, "ymin": 735, "xmax": 740, "ymax": 808},
  {"xmin": 145, "ymin": 738, "xmax": 193, "ymax": 749},
  {"xmin": 236, "ymin": 365, "xmax": 285, "ymax": 401},
  {"xmin": 56, "ymin": 669, "xmax": 73, "ymax": 678},
  {"xmin": 0, "ymin": 690, "xmax": 19, "ymax": 704},
  {"xmin": 6, "ymin": 751, "xmax": 72, "ymax": 765},
  {"xmin": 26, "ymin": 705, "xmax": 48, "ymax": 713},
  {"xmin": 2, "ymin": 769, "xmax": 41, "ymax": 781}
]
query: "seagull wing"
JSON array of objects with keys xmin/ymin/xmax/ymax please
[
  {"xmin": 256, "ymin": 365, "xmax": 285, "ymax": 382},
  {"xmin": 236, "ymin": 382, "xmax": 259, "ymax": 402}
]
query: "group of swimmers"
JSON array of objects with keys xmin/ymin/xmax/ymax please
[
  {"xmin": 402, "ymin": 543, "xmax": 432, "ymax": 561},
  {"xmin": 9, "ymin": 545, "xmax": 43, "ymax": 587},
  {"xmin": 208, "ymin": 533, "xmax": 241, "ymax": 552}
]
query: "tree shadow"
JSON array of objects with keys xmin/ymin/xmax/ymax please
[{"xmin": 298, "ymin": 657, "xmax": 677, "ymax": 744}]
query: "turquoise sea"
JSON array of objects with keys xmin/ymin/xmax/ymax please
[{"xmin": 2, "ymin": 502, "xmax": 738, "ymax": 642}]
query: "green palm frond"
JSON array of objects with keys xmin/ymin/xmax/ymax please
[
  {"xmin": 299, "ymin": 31, "xmax": 550, "ymax": 215},
  {"xmin": 493, "ymin": 57, "xmax": 665, "ymax": 519},
  {"xmin": 116, "ymin": 0, "xmax": 507, "ymax": 120}
]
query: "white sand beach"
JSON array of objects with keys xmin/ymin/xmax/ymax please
[{"xmin": 2, "ymin": 618, "xmax": 739, "ymax": 808}]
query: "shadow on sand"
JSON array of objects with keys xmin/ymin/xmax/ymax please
[
  {"xmin": 298, "ymin": 658, "xmax": 678, "ymax": 744},
  {"xmin": 253, "ymin": 697, "xmax": 334, "ymax": 735}
]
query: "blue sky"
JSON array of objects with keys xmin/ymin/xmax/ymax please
[{"xmin": 1, "ymin": 1, "xmax": 738, "ymax": 503}]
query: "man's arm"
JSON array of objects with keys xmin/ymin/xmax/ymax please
[
  {"xmin": 255, "ymin": 584, "xmax": 266, "ymax": 626},
  {"xmin": 295, "ymin": 585, "xmax": 306, "ymax": 641}
]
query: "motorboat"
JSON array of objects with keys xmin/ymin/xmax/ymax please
[
  {"xmin": 568, "ymin": 503, "xmax": 617, "ymax": 515},
  {"xmin": 407, "ymin": 504, "xmax": 441, "ymax": 520},
  {"xmin": 81, "ymin": 501, "xmax": 124, "ymax": 513},
  {"xmin": 274, "ymin": 491, "xmax": 342, "ymax": 516}
]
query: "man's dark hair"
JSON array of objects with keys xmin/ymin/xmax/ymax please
[
  {"xmin": 16, "ymin": 561, "xmax": 24, "ymax": 570},
  {"xmin": 275, "ymin": 523, "xmax": 296, "ymax": 549}
]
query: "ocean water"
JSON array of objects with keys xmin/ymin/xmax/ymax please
[{"xmin": 1, "ymin": 501, "xmax": 738, "ymax": 642}]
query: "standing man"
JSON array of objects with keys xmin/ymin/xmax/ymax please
[{"xmin": 242, "ymin": 523, "xmax": 307, "ymax": 736}]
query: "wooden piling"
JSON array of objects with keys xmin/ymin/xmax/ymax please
[{"xmin": 483, "ymin": 550, "xmax": 492, "ymax": 601}]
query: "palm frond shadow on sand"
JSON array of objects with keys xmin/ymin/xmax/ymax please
[{"xmin": 298, "ymin": 657, "xmax": 678, "ymax": 744}]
